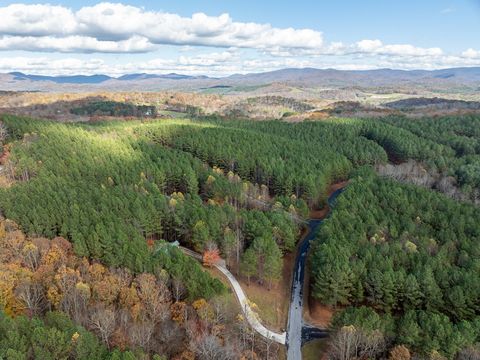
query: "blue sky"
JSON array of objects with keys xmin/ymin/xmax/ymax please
[{"xmin": 0, "ymin": 1, "xmax": 479, "ymax": 75}]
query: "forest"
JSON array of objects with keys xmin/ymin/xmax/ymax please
[
  {"xmin": 311, "ymin": 168, "xmax": 480, "ymax": 359},
  {"xmin": 70, "ymin": 101, "xmax": 157, "ymax": 118},
  {"xmin": 380, "ymin": 115, "xmax": 480, "ymax": 198},
  {"xmin": 0, "ymin": 217, "xmax": 275, "ymax": 359},
  {"xmin": 0, "ymin": 113, "xmax": 479, "ymax": 359}
]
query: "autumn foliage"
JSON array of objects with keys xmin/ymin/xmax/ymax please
[
  {"xmin": 202, "ymin": 249, "xmax": 221, "ymax": 267},
  {"xmin": 0, "ymin": 217, "xmax": 275, "ymax": 359}
]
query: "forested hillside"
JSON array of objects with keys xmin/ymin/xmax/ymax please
[
  {"xmin": 0, "ymin": 114, "xmax": 479, "ymax": 359},
  {"xmin": 380, "ymin": 115, "xmax": 480, "ymax": 201},
  {"xmin": 311, "ymin": 168, "xmax": 480, "ymax": 359},
  {"xmin": 0, "ymin": 217, "xmax": 269, "ymax": 359}
]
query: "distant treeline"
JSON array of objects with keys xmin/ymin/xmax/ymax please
[
  {"xmin": 385, "ymin": 97, "xmax": 480, "ymax": 110},
  {"xmin": 70, "ymin": 101, "xmax": 157, "ymax": 118}
]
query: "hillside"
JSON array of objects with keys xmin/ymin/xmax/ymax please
[{"xmin": 0, "ymin": 114, "xmax": 479, "ymax": 359}]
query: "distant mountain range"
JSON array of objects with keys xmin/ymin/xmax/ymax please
[
  {"xmin": 9, "ymin": 71, "xmax": 207, "ymax": 84},
  {"xmin": 2, "ymin": 67, "xmax": 480, "ymax": 92}
]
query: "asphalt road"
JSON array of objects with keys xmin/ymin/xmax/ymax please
[{"xmin": 286, "ymin": 188, "xmax": 344, "ymax": 360}]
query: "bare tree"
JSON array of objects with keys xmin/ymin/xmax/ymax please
[
  {"xmin": 72, "ymin": 282, "xmax": 91, "ymax": 325},
  {"xmin": 171, "ymin": 277, "xmax": 186, "ymax": 302},
  {"xmin": 210, "ymin": 297, "xmax": 227, "ymax": 325},
  {"xmin": 328, "ymin": 326, "xmax": 362, "ymax": 360},
  {"xmin": 260, "ymin": 335, "xmax": 279, "ymax": 360},
  {"xmin": 130, "ymin": 318, "xmax": 155, "ymax": 351},
  {"xmin": 328, "ymin": 325, "xmax": 385, "ymax": 360},
  {"xmin": 0, "ymin": 122, "xmax": 7, "ymax": 144},
  {"xmin": 136, "ymin": 273, "xmax": 171, "ymax": 323},
  {"xmin": 193, "ymin": 332, "xmax": 235, "ymax": 360},
  {"xmin": 22, "ymin": 242, "xmax": 40, "ymax": 270},
  {"xmin": 361, "ymin": 330, "xmax": 386, "ymax": 359},
  {"xmin": 90, "ymin": 306, "xmax": 116, "ymax": 348},
  {"xmin": 116, "ymin": 308, "xmax": 133, "ymax": 333},
  {"xmin": 16, "ymin": 279, "xmax": 45, "ymax": 316}
]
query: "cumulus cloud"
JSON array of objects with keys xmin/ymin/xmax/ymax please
[
  {"xmin": 0, "ymin": 35, "xmax": 155, "ymax": 53},
  {"xmin": 0, "ymin": 2, "xmax": 323, "ymax": 53},
  {"xmin": 462, "ymin": 48, "xmax": 480, "ymax": 59},
  {"xmin": 0, "ymin": 4, "xmax": 77, "ymax": 36},
  {"xmin": 353, "ymin": 40, "xmax": 443, "ymax": 57},
  {"xmin": 0, "ymin": 2, "xmax": 478, "ymax": 74}
]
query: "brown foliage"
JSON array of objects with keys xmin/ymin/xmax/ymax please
[
  {"xmin": 389, "ymin": 345, "xmax": 411, "ymax": 360},
  {"xmin": 0, "ymin": 217, "xmax": 275, "ymax": 358},
  {"xmin": 171, "ymin": 301, "xmax": 186, "ymax": 325}
]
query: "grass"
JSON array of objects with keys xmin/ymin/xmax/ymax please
[
  {"xmin": 240, "ymin": 281, "xmax": 287, "ymax": 331},
  {"xmin": 302, "ymin": 339, "xmax": 328, "ymax": 360},
  {"xmin": 239, "ymin": 250, "xmax": 295, "ymax": 332}
]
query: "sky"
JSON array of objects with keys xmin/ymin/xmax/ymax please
[{"xmin": 0, "ymin": 1, "xmax": 480, "ymax": 76}]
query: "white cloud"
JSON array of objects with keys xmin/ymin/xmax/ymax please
[
  {"xmin": 353, "ymin": 40, "xmax": 443, "ymax": 57},
  {"xmin": 0, "ymin": 3, "xmax": 478, "ymax": 75},
  {"xmin": 0, "ymin": 52, "xmax": 314, "ymax": 77},
  {"xmin": 1, "ymin": 50, "xmax": 480, "ymax": 77},
  {"xmin": 0, "ymin": 4, "xmax": 77, "ymax": 36},
  {"xmin": 0, "ymin": 57, "xmax": 107, "ymax": 75},
  {"xmin": 0, "ymin": 35, "xmax": 155, "ymax": 53},
  {"xmin": 0, "ymin": 2, "xmax": 324, "ymax": 53},
  {"xmin": 462, "ymin": 48, "xmax": 480, "ymax": 59},
  {"xmin": 356, "ymin": 39, "xmax": 383, "ymax": 53}
]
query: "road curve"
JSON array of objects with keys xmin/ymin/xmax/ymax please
[
  {"xmin": 179, "ymin": 186, "xmax": 345, "ymax": 352},
  {"xmin": 180, "ymin": 246, "xmax": 286, "ymax": 344},
  {"xmin": 214, "ymin": 264, "xmax": 286, "ymax": 344}
]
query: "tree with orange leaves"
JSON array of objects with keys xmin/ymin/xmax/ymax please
[{"xmin": 203, "ymin": 249, "xmax": 221, "ymax": 267}]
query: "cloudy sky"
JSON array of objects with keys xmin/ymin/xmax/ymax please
[{"xmin": 1, "ymin": 0, "xmax": 480, "ymax": 76}]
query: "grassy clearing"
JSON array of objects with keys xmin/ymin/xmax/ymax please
[
  {"xmin": 240, "ymin": 250, "xmax": 295, "ymax": 332},
  {"xmin": 302, "ymin": 339, "xmax": 328, "ymax": 360}
]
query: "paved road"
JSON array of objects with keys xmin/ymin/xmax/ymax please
[
  {"xmin": 286, "ymin": 188, "xmax": 344, "ymax": 360},
  {"xmin": 214, "ymin": 264, "xmax": 286, "ymax": 344},
  {"xmin": 179, "ymin": 186, "xmax": 345, "ymax": 353},
  {"xmin": 180, "ymin": 246, "xmax": 286, "ymax": 344}
]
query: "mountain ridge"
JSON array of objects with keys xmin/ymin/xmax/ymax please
[{"xmin": 3, "ymin": 67, "xmax": 480, "ymax": 92}]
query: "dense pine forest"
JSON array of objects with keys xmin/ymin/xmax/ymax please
[
  {"xmin": 380, "ymin": 115, "xmax": 480, "ymax": 200},
  {"xmin": 0, "ymin": 114, "xmax": 479, "ymax": 359},
  {"xmin": 311, "ymin": 169, "xmax": 480, "ymax": 359}
]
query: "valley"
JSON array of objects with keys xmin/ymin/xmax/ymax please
[
  {"xmin": 0, "ymin": 108, "xmax": 479, "ymax": 359},
  {"xmin": 1, "ymin": 1, "xmax": 480, "ymax": 359}
]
